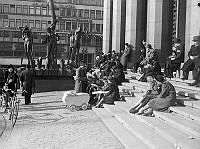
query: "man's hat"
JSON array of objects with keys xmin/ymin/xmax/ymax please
[
  {"xmin": 192, "ymin": 36, "xmax": 200, "ymax": 41},
  {"xmin": 146, "ymin": 44, "xmax": 152, "ymax": 49},
  {"xmin": 174, "ymin": 38, "xmax": 181, "ymax": 43}
]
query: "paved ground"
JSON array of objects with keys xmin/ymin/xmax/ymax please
[{"xmin": 0, "ymin": 91, "xmax": 124, "ymax": 149}]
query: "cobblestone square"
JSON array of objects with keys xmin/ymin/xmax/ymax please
[{"xmin": 0, "ymin": 91, "xmax": 124, "ymax": 149}]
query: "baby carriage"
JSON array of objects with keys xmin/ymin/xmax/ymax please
[{"xmin": 62, "ymin": 91, "xmax": 89, "ymax": 112}]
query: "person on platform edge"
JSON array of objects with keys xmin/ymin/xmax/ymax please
[{"xmin": 20, "ymin": 64, "xmax": 36, "ymax": 105}]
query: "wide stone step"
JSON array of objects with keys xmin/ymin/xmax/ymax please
[
  {"xmin": 126, "ymin": 72, "xmax": 200, "ymax": 99},
  {"xmin": 114, "ymin": 101, "xmax": 200, "ymax": 149},
  {"xmin": 170, "ymin": 106, "xmax": 200, "ymax": 123},
  {"xmin": 103, "ymin": 104, "xmax": 175, "ymax": 149},
  {"xmin": 125, "ymin": 78, "xmax": 200, "ymax": 109},
  {"xmin": 119, "ymin": 88, "xmax": 200, "ymax": 139},
  {"xmin": 93, "ymin": 107, "xmax": 148, "ymax": 149},
  {"xmin": 154, "ymin": 111, "xmax": 200, "ymax": 138}
]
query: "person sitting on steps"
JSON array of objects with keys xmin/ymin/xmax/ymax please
[
  {"xmin": 136, "ymin": 75, "xmax": 177, "ymax": 116},
  {"xmin": 129, "ymin": 70, "xmax": 161, "ymax": 114}
]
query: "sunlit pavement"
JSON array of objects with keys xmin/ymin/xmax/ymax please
[{"xmin": 0, "ymin": 91, "xmax": 124, "ymax": 149}]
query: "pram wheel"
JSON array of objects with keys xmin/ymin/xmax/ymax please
[
  {"xmin": 69, "ymin": 105, "xmax": 76, "ymax": 112},
  {"xmin": 81, "ymin": 103, "xmax": 88, "ymax": 111}
]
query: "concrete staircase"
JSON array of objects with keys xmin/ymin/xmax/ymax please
[{"xmin": 92, "ymin": 71, "xmax": 200, "ymax": 149}]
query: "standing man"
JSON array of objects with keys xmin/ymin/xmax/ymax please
[
  {"xmin": 120, "ymin": 43, "xmax": 131, "ymax": 71},
  {"xmin": 74, "ymin": 61, "xmax": 87, "ymax": 93},
  {"xmin": 20, "ymin": 65, "xmax": 36, "ymax": 105},
  {"xmin": 188, "ymin": 36, "xmax": 200, "ymax": 86}
]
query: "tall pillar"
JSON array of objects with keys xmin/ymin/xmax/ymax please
[
  {"xmin": 125, "ymin": 0, "xmax": 147, "ymax": 64},
  {"xmin": 112, "ymin": 0, "xmax": 126, "ymax": 53},
  {"xmin": 185, "ymin": 0, "xmax": 200, "ymax": 60},
  {"xmin": 102, "ymin": 0, "xmax": 113, "ymax": 54},
  {"xmin": 177, "ymin": 0, "xmax": 186, "ymax": 44},
  {"xmin": 146, "ymin": 0, "xmax": 173, "ymax": 65}
]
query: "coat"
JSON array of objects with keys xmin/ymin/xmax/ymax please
[
  {"xmin": 20, "ymin": 69, "xmax": 35, "ymax": 95},
  {"xmin": 5, "ymin": 71, "xmax": 18, "ymax": 91},
  {"xmin": 188, "ymin": 44, "xmax": 200, "ymax": 68},
  {"xmin": 120, "ymin": 46, "xmax": 131, "ymax": 67},
  {"xmin": 103, "ymin": 81, "xmax": 120, "ymax": 104},
  {"xmin": 148, "ymin": 81, "xmax": 176, "ymax": 111},
  {"xmin": 75, "ymin": 66, "xmax": 87, "ymax": 93},
  {"xmin": 171, "ymin": 44, "xmax": 185, "ymax": 63}
]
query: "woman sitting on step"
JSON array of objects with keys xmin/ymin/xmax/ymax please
[
  {"xmin": 95, "ymin": 76, "xmax": 120, "ymax": 108},
  {"xmin": 129, "ymin": 70, "xmax": 161, "ymax": 114},
  {"xmin": 137, "ymin": 75, "xmax": 177, "ymax": 116}
]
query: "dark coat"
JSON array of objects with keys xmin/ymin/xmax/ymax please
[
  {"xmin": 120, "ymin": 46, "xmax": 131, "ymax": 67},
  {"xmin": 5, "ymin": 71, "xmax": 18, "ymax": 91},
  {"xmin": 20, "ymin": 69, "xmax": 35, "ymax": 95},
  {"xmin": 188, "ymin": 44, "xmax": 200, "ymax": 67},
  {"xmin": 103, "ymin": 81, "xmax": 120, "ymax": 104},
  {"xmin": 75, "ymin": 66, "xmax": 87, "ymax": 93},
  {"xmin": 148, "ymin": 81, "xmax": 176, "ymax": 111},
  {"xmin": 172, "ymin": 44, "xmax": 185, "ymax": 63},
  {"xmin": 182, "ymin": 44, "xmax": 200, "ymax": 71}
]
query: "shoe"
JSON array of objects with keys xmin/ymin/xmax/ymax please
[
  {"xmin": 129, "ymin": 108, "xmax": 138, "ymax": 114},
  {"xmin": 189, "ymin": 80, "xmax": 199, "ymax": 86}
]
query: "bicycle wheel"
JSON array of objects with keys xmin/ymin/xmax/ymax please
[{"xmin": 11, "ymin": 97, "xmax": 19, "ymax": 127}]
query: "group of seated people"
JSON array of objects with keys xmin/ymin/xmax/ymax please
[
  {"xmin": 134, "ymin": 36, "xmax": 200, "ymax": 87},
  {"xmin": 74, "ymin": 54, "xmax": 126, "ymax": 108}
]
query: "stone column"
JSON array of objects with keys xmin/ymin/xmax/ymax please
[
  {"xmin": 102, "ymin": 0, "xmax": 113, "ymax": 54},
  {"xmin": 112, "ymin": 0, "xmax": 126, "ymax": 53},
  {"xmin": 146, "ymin": 0, "xmax": 173, "ymax": 65},
  {"xmin": 185, "ymin": 0, "xmax": 200, "ymax": 60},
  {"xmin": 125, "ymin": 0, "xmax": 147, "ymax": 65}
]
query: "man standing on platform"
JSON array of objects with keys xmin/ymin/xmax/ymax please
[
  {"xmin": 20, "ymin": 65, "xmax": 36, "ymax": 105},
  {"xmin": 74, "ymin": 61, "xmax": 87, "ymax": 93}
]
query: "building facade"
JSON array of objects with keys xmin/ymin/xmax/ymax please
[
  {"xmin": 0, "ymin": 0, "xmax": 103, "ymax": 66},
  {"xmin": 103, "ymin": 0, "xmax": 200, "ymax": 67}
]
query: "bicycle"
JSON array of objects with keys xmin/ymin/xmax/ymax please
[{"xmin": 0, "ymin": 88, "xmax": 20, "ymax": 127}]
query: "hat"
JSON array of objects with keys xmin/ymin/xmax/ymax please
[
  {"xmin": 146, "ymin": 70, "xmax": 155, "ymax": 77},
  {"xmin": 125, "ymin": 43, "xmax": 129, "ymax": 46},
  {"xmin": 8, "ymin": 64, "xmax": 14, "ymax": 69},
  {"xmin": 192, "ymin": 36, "xmax": 200, "ymax": 41},
  {"xmin": 146, "ymin": 44, "xmax": 152, "ymax": 49},
  {"xmin": 174, "ymin": 38, "xmax": 181, "ymax": 43},
  {"xmin": 155, "ymin": 75, "xmax": 165, "ymax": 83}
]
